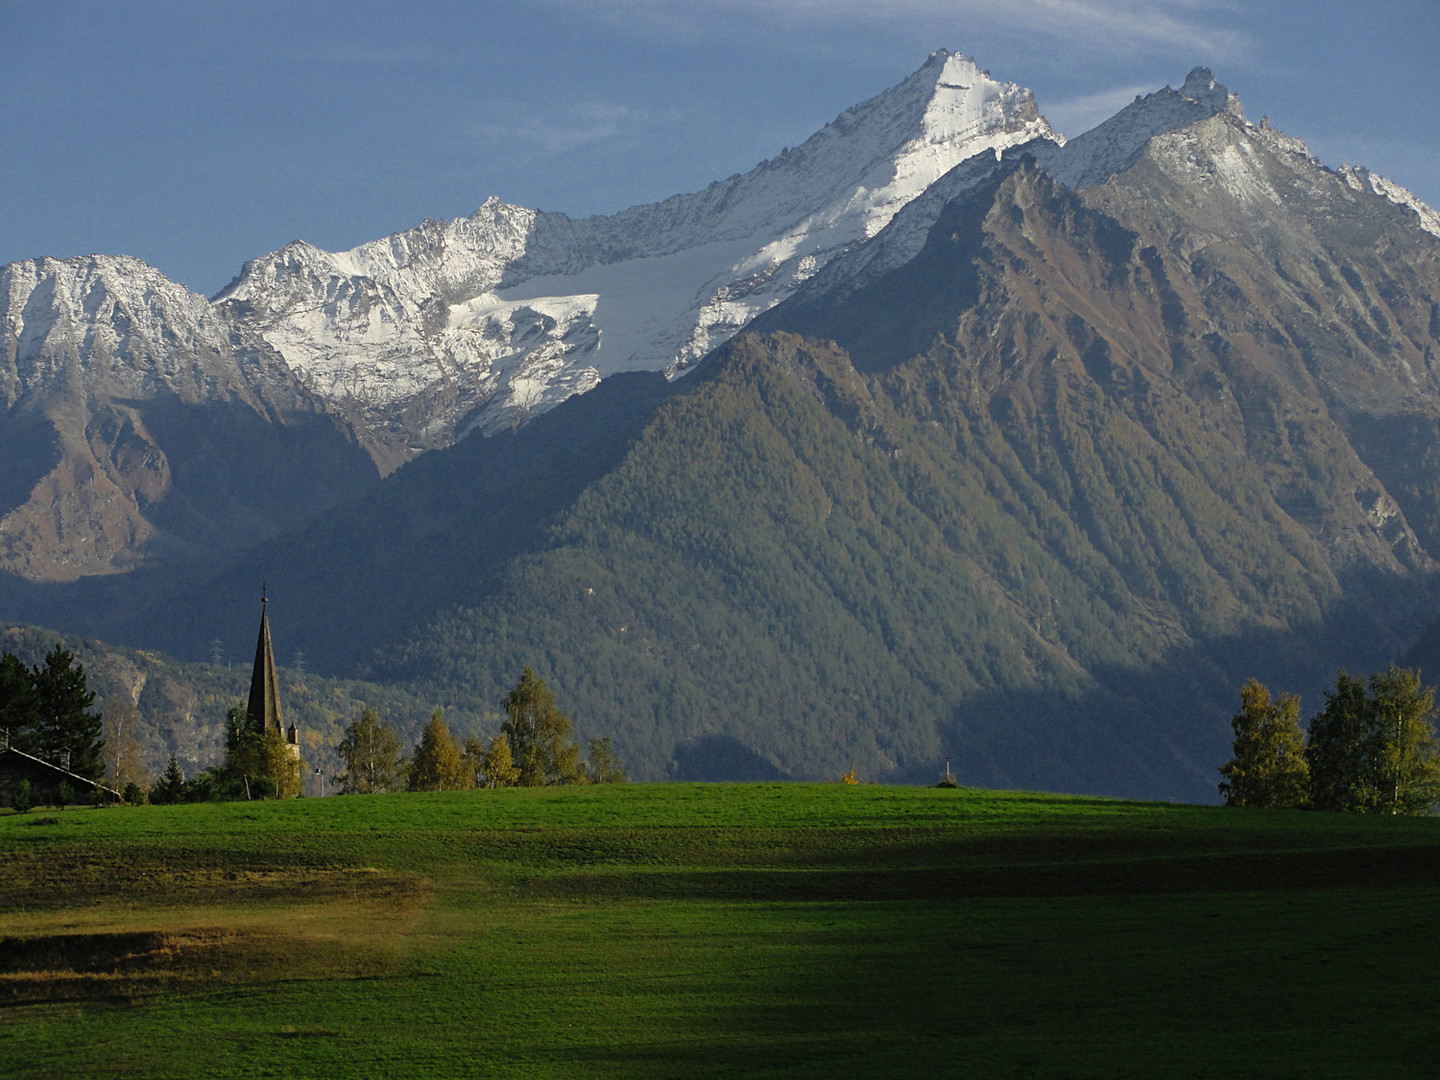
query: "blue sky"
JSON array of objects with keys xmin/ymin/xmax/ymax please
[{"xmin": 2, "ymin": 1, "xmax": 1435, "ymax": 297}]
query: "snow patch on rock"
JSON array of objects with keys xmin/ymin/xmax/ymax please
[{"xmin": 1340, "ymin": 165, "xmax": 1440, "ymax": 239}]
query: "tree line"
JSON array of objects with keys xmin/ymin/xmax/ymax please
[
  {"xmin": 145, "ymin": 666, "xmax": 623, "ymax": 803},
  {"xmin": 337, "ymin": 667, "xmax": 625, "ymax": 793},
  {"xmin": 1219, "ymin": 665, "xmax": 1440, "ymax": 813},
  {"xmin": 0, "ymin": 646, "xmax": 620, "ymax": 807}
]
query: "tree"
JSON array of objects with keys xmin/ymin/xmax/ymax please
[
  {"xmin": 223, "ymin": 705, "xmax": 303, "ymax": 800},
  {"xmin": 1306, "ymin": 667, "xmax": 1440, "ymax": 815},
  {"xmin": 460, "ymin": 737, "xmax": 484, "ymax": 788},
  {"xmin": 150, "ymin": 756, "xmax": 186, "ymax": 805},
  {"xmin": 1306, "ymin": 671, "xmax": 1373, "ymax": 812},
  {"xmin": 102, "ymin": 701, "xmax": 148, "ymax": 793},
  {"xmin": 257, "ymin": 729, "xmax": 304, "ymax": 799},
  {"xmin": 408, "ymin": 710, "xmax": 471, "ymax": 791},
  {"xmin": 9, "ymin": 779, "xmax": 34, "ymax": 813},
  {"xmin": 223, "ymin": 706, "xmax": 261, "ymax": 795},
  {"xmin": 336, "ymin": 707, "xmax": 404, "ymax": 794},
  {"xmin": 584, "ymin": 737, "xmax": 627, "ymax": 784},
  {"xmin": 501, "ymin": 668, "xmax": 583, "ymax": 787},
  {"xmin": 29, "ymin": 646, "xmax": 104, "ymax": 782},
  {"xmin": 1218, "ymin": 678, "xmax": 1309, "ymax": 808},
  {"xmin": 480, "ymin": 734, "xmax": 520, "ymax": 788},
  {"xmin": 0, "ymin": 651, "xmax": 39, "ymax": 749},
  {"xmin": 1367, "ymin": 666, "xmax": 1440, "ymax": 815}
]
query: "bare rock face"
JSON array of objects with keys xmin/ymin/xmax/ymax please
[
  {"xmin": 0, "ymin": 256, "xmax": 377, "ymax": 580},
  {"xmin": 772, "ymin": 75, "xmax": 1440, "ymax": 601}
]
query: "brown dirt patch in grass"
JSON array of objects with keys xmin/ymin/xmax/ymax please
[
  {"xmin": 0, "ymin": 916, "xmax": 413, "ymax": 1006},
  {"xmin": 1, "ymin": 853, "xmax": 425, "ymax": 910},
  {"xmin": 0, "ymin": 866, "xmax": 433, "ymax": 1006}
]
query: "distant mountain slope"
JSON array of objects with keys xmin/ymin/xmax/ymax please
[
  {"xmin": 337, "ymin": 314, "xmax": 1414, "ymax": 797},
  {"xmin": 1, "ymin": 51, "xmax": 1054, "ymax": 584},
  {"xmin": 773, "ymin": 93, "xmax": 1440, "ymax": 576}
]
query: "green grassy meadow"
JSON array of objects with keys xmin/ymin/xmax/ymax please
[{"xmin": 2, "ymin": 783, "xmax": 1438, "ymax": 1077}]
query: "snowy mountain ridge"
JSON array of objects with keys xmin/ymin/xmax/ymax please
[
  {"xmin": 2, "ymin": 254, "xmax": 293, "ymax": 406},
  {"xmin": 7, "ymin": 51, "xmax": 1440, "ymax": 479},
  {"xmin": 0, "ymin": 254, "xmax": 368, "ymax": 580},
  {"xmin": 210, "ymin": 50, "xmax": 1057, "ymax": 455},
  {"xmin": 785, "ymin": 67, "xmax": 1249, "ymax": 306},
  {"xmin": 1340, "ymin": 165, "xmax": 1440, "ymax": 239}
]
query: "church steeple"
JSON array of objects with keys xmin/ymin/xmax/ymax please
[{"xmin": 246, "ymin": 585, "xmax": 287, "ymax": 741}]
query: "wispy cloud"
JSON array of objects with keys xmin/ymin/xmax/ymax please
[
  {"xmin": 450, "ymin": 99, "xmax": 670, "ymax": 170},
  {"xmin": 1014, "ymin": 0, "xmax": 1249, "ymax": 55},
  {"xmin": 539, "ymin": 0, "xmax": 1252, "ymax": 60}
]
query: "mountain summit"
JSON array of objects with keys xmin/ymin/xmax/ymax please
[
  {"xmin": 0, "ymin": 51, "xmax": 1059, "ymax": 581},
  {"xmin": 211, "ymin": 51, "xmax": 1057, "ymax": 457}
]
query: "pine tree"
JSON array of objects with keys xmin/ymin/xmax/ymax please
[
  {"xmin": 337, "ymin": 706, "xmax": 404, "ymax": 793},
  {"xmin": 150, "ymin": 756, "xmax": 186, "ymax": 805},
  {"xmin": 9, "ymin": 779, "xmax": 34, "ymax": 813},
  {"xmin": 0, "ymin": 651, "xmax": 39, "ymax": 750},
  {"xmin": 1218, "ymin": 678, "xmax": 1309, "ymax": 808},
  {"xmin": 29, "ymin": 646, "xmax": 104, "ymax": 782},
  {"xmin": 408, "ymin": 710, "xmax": 471, "ymax": 791},
  {"xmin": 224, "ymin": 705, "xmax": 263, "ymax": 796}
]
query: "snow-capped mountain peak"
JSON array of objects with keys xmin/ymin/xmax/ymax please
[
  {"xmin": 4, "ymin": 254, "xmax": 266, "ymax": 403},
  {"xmin": 1040, "ymin": 67, "xmax": 1241, "ymax": 191},
  {"xmin": 1178, "ymin": 66, "xmax": 1236, "ymax": 113},
  {"xmin": 864, "ymin": 51, "xmax": 1059, "ymax": 239},
  {"xmin": 207, "ymin": 50, "xmax": 1057, "ymax": 453},
  {"xmin": 21, "ymin": 51, "xmax": 1426, "ymax": 475}
]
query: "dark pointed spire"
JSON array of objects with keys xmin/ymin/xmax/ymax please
[{"xmin": 246, "ymin": 587, "xmax": 284, "ymax": 737}]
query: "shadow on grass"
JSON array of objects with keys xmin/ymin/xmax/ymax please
[{"xmin": 514, "ymin": 835, "xmax": 1440, "ymax": 903}]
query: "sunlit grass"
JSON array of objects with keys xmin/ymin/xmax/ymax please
[{"xmin": 2, "ymin": 784, "xmax": 1438, "ymax": 1077}]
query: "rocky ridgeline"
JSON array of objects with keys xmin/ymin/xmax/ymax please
[{"xmin": 1, "ymin": 52, "xmax": 1437, "ymax": 591}]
